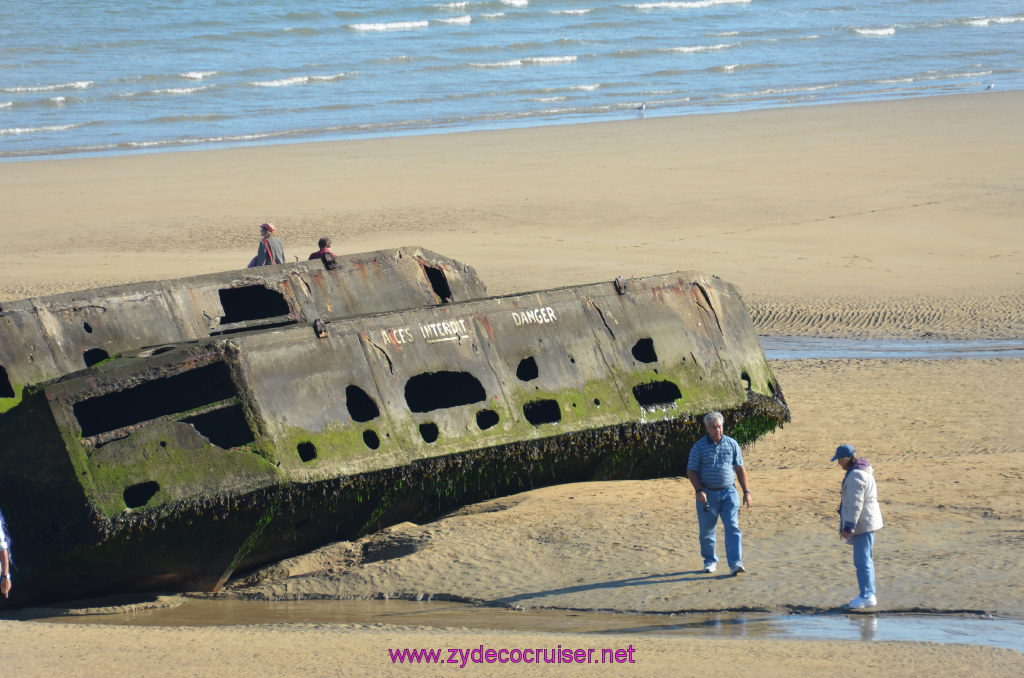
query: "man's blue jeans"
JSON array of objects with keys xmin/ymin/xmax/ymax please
[
  {"xmin": 851, "ymin": 531, "xmax": 876, "ymax": 598},
  {"xmin": 696, "ymin": 486, "xmax": 742, "ymax": 568}
]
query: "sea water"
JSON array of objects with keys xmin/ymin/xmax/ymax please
[{"xmin": 1, "ymin": 0, "xmax": 1022, "ymax": 160}]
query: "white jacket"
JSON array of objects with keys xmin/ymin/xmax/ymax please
[{"xmin": 840, "ymin": 461, "xmax": 884, "ymax": 535}]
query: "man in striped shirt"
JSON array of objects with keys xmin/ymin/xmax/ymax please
[{"xmin": 686, "ymin": 411, "xmax": 752, "ymax": 575}]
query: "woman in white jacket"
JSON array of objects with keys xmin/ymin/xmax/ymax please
[{"xmin": 832, "ymin": 443, "xmax": 883, "ymax": 609}]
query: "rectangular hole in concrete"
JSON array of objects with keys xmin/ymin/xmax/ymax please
[
  {"xmin": 182, "ymin": 404, "xmax": 254, "ymax": 449},
  {"xmin": 73, "ymin": 362, "xmax": 238, "ymax": 438},
  {"xmin": 218, "ymin": 286, "xmax": 291, "ymax": 324}
]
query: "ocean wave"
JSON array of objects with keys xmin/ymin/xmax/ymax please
[
  {"xmin": 720, "ymin": 83, "xmax": 838, "ymax": 99},
  {"xmin": 631, "ymin": 0, "xmax": 750, "ymax": 10},
  {"xmin": 311, "ymin": 73, "xmax": 350, "ymax": 82},
  {"xmin": 148, "ymin": 113, "xmax": 230, "ymax": 123},
  {"xmin": 551, "ymin": 9, "xmax": 592, "ymax": 15},
  {"xmin": 853, "ymin": 26, "xmax": 895, "ymax": 37},
  {"xmin": 481, "ymin": 12, "xmax": 505, "ymax": 19},
  {"xmin": 437, "ymin": 15, "xmax": 472, "ymax": 25},
  {"xmin": 348, "ymin": 21, "xmax": 429, "ymax": 32},
  {"xmin": 523, "ymin": 55, "xmax": 577, "ymax": 64},
  {"xmin": 150, "ymin": 86, "xmax": 211, "ymax": 95},
  {"xmin": 0, "ymin": 123, "xmax": 82, "ymax": 136},
  {"xmin": 470, "ymin": 56, "xmax": 577, "ymax": 68},
  {"xmin": 181, "ymin": 71, "xmax": 218, "ymax": 80},
  {"xmin": 501, "ymin": 0, "xmax": 528, "ymax": 7},
  {"xmin": 251, "ymin": 73, "xmax": 348, "ymax": 87},
  {"xmin": 958, "ymin": 16, "xmax": 1024, "ymax": 28},
  {"xmin": 0, "ymin": 101, "xmax": 12, "ymax": 109},
  {"xmin": 1, "ymin": 81, "xmax": 92, "ymax": 94},
  {"xmin": 669, "ymin": 43, "xmax": 739, "ymax": 53},
  {"xmin": 470, "ymin": 59, "xmax": 523, "ymax": 68}
]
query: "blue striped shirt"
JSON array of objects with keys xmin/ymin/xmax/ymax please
[{"xmin": 687, "ymin": 434, "xmax": 744, "ymax": 489}]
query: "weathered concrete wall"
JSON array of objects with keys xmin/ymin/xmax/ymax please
[
  {"xmin": 0, "ymin": 247, "xmax": 485, "ymax": 413},
  {"xmin": 0, "ymin": 270, "xmax": 787, "ymax": 607}
]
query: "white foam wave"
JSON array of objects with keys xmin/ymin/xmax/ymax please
[
  {"xmin": 151, "ymin": 86, "xmax": 209, "ymax": 94},
  {"xmin": 0, "ymin": 101, "xmax": 12, "ymax": 109},
  {"xmin": 501, "ymin": 0, "xmax": 528, "ymax": 7},
  {"xmin": 470, "ymin": 59, "xmax": 523, "ymax": 68},
  {"xmin": 721, "ymin": 83, "xmax": 837, "ymax": 99},
  {"xmin": 348, "ymin": 21, "xmax": 429, "ymax": 32},
  {"xmin": 481, "ymin": 12, "xmax": 505, "ymax": 18},
  {"xmin": 854, "ymin": 26, "xmax": 895, "ymax": 36},
  {"xmin": 965, "ymin": 18, "xmax": 990, "ymax": 27},
  {"xmin": 532, "ymin": 96, "xmax": 568, "ymax": 102},
  {"xmin": 948, "ymin": 70, "xmax": 992, "ymax": 80},
  {"xmin": 252, "ymin": 77, "xmax": 306, "ymax": 87},
  {"xmin": 310, "ymin": 73, "xmax": 349, "ymax": 82},
  {"xmin": 1, "ymin": 81, "xmax": 92, "ymax": 94},
  {"xmin": 993, "ymin": 16, "xmax": 1024, "ymax": 24},
  {"xmin": 551, "ymin": 9, "xmax": 591, "ymax": 15},
  {"xmin": 181, "ymin": 71, "xmax": 217, "ymax": 80},
  {"xmin": 0, "ymin": 123, "xmax": 81, "ymax": 136},
  {"xmin": 246, "ymin": 73, "xmax": 353, "ymax": 88},
  {"xmin": 471, "ymin": 56, "xmax": 576, "ymax": 69},
  {"xmin": 123, "ymin": 131, "xmax": 278, "ymax": 149},
  {"xmin": 437, "ymin": 2, "xmax": 469, "ymax": 9},
  {"xmin": 568, "ymin": 84, "xmax": 600, "ymax": 91},
  {"xmin": 523, "ymin": 55, "xmax": 577, "ymax": 64},
  {"xmin": 631, "ymin": 0, "xmax": 750, "ymax": 10},
  {"xmin": 437, "ymin": 15, "xmax": 472, "ymax": 25},
  {"xmin": 670, "ymin": 42, "xmax": 738, "ymax": 53},
  {"xmin": 48, "ymin": 96, "xmax": 67, "ymax": 104}
]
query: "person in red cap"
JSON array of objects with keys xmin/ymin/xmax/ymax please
[{"xmin": 249, "ymin": 222, "xmax": 286, "ymax": 267}]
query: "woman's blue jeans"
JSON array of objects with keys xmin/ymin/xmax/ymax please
[
  {"xmin": 696, "ymin": 486, "xmax": 742, "ymax": 568},
  {"xmin": 851, "ymin": 531, "xmax": 876, "ymax": 598}
]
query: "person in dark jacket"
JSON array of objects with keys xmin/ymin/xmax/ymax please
[{"xmin": 308, "ymin": 236, "xmax": 333, "ymax": 260}]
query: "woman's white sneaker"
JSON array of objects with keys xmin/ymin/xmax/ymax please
[{"xmin": 848, "ymin": 595, "xmax": 877, "ymax": 609}]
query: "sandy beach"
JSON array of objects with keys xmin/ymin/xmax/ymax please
[{"xmin": 1, "ymin": 92, "xmax": 1023, "ymax": 676}]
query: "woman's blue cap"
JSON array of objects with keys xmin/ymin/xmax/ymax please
[{"xmin": 831, "ymin": 443, "xmax": 856, "ymax": 461}]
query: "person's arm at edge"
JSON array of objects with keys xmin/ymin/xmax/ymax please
[{"xmin": 1, "ymin": 549, "xmax": 11, "ymax": 598}]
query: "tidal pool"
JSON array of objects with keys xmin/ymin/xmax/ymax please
[
  {"xmin": 15, "ymin": 597, "xmax": 1024, "ymax": 653},
  {"xmin": 760, "ymin": 337, "xmax": 1024, "ymax": 360}
]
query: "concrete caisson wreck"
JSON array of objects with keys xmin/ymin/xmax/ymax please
[{"xmin": 0, "ymin": 263, "xmax": 788, "ymax": 607}]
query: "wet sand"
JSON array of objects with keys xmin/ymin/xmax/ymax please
[{"xmin": 1, "ymin": 91, "xmax": 1023, "ymax": 675}]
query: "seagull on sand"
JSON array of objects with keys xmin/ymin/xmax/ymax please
[{"xmin": 985, "ymin": 81, "xmax": 994, "ymax": 91}]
